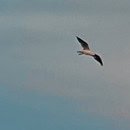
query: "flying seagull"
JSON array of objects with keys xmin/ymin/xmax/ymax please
[{"xmin": 76, "ymin": 36, "xmax": 103, "ymax": 66}]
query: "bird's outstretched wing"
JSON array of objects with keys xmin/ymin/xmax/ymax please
[
  {"xmin": 76, "ymin": 36, "xmax": 90, "ymax": 50},
  {"xmin": 93, "ymin": 54, "xmax": 103, "ymax": 66}
]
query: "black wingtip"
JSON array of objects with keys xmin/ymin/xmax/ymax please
[
  {"xmin": 94, "ymin": 54, "xmax": 103, "ymax": 66},
  {"xmin": 76, "ymin": 36, "xmax": 79, "ymax": 40},
  {"xmin": 76, "ymin": 36, "xmax": 82, "ymax": 43}
]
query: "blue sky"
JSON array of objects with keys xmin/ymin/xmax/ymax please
[{"xmin": 0, "ymin": 0, "xmax": 130, "ymax": 130}]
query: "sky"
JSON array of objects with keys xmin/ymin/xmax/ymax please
[{"xmin": 0, "ymin": 0, "xmax": 130, "ymax": 130}]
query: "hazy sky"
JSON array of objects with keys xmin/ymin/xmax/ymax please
[{"xmin": 0, "ymin": 0, "xmax": 130, "ymax": 130}]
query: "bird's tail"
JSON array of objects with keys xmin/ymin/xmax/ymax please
[{"xmin": 77, "ymin": 51, "xmax": 83, "ymax": 55}]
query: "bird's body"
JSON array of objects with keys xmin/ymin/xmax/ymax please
[
  {"xmin": 76, "ymin": 36, "xmax": 103, "ymax": 66},
  {"xmin": 78, "ymin": 50, "xmax": 95, "ymax": 56}
]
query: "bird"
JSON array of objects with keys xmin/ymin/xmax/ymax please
[{"xmin": 76, "ymin": 36, "xmax": 103, "ymax": 66}]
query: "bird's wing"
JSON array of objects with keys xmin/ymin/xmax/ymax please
[
  {"xmin": 93, "ymin": 54, "xmax": 103, "ymax": 66},
  {"xmin": 76, "ymin": 36, "xmax": 90, "ymax": 50}
]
